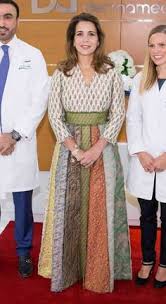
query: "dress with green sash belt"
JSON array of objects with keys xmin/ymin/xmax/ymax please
[{"xmin": 38, "ymin": 110, "xmax": 132, "ymax": 293}]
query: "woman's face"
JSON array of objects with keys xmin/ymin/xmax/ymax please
[
  {"xmin": 74, "ymin": 21, "xmax": 99, "ymax": 58},
  {"xmin": 148, "ymin": 32, "xmax": 166, "ymax": 67}
]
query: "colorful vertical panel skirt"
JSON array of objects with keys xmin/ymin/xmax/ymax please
[{"xmin": 38, "ymin": 111, "xmax": 132, "ymax": 293}]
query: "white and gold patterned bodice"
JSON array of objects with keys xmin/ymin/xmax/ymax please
[{"xmin": 49, "ymin": 65, "xmax": 125, "ymax": 143}]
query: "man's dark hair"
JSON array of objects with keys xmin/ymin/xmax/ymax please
[{"xmin": 0, "ymin": 0, "xmax": 19, "ymax": 18}]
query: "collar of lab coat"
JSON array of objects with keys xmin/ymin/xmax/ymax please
[{"xmin": 0, "ymin": 35, "xmax": 18, "ymax": 58}]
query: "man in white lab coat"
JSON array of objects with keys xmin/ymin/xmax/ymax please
[{"xmin": 0, "ymin": 0, "xmax": 49, "ymax": 277}]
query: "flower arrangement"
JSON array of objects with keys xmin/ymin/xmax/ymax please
[{"xmin": 108, "ymin": 50, "xmax": 136, "ymax": 93}]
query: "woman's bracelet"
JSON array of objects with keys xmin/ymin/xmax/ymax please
[{"xmin": 71, "ymin": 145, "xmax": 80, "ymax": 158}]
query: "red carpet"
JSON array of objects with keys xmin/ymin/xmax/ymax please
[{"xmin": 0, "ymin": 222, "xmax": 166, "ymax": 304}]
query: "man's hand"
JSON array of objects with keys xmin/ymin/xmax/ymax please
[
  {"xmin": 0, "ymin": 133, "xmax": 16, "ymax": 156},
  {"xmin": 137, "ymin": 151, "xmax": 155, "ymax": 173},
  {"xmin": 154, "ymin": 153, "xmax": 166, "ymax": 172}
]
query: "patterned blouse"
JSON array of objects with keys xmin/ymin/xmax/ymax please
[{"xmin": 48, "ymin": 65, "xmax": 125, "ymax": 144}]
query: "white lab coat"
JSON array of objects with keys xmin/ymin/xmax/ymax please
[
  {"xmin": 0, "ymin": 36, "xmax": 49, "ymax": 194},
  {"xmin": 126, "ymin": 72, "xmax": 166, "ymax": 202}
]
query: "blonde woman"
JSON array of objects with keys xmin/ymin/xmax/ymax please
[
  {"xmin": 127, "ymin": 25, "xmax": 166, "ymax": 288},
  {"xmin": 38, "ymin": 12, "xmax": 131, "ymax": 293}
]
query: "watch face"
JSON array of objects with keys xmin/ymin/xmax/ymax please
[
  {"xmin": 11, "ymin": 131, "xmax": 21, "ymax": 141},
  {"xmin": 15, "ymin": 135, "xmax": 21, "ymax": 140}
]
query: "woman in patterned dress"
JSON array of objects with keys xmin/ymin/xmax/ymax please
[{"xmin": 38, "ymin": 12, "xmax": 131, "ymax": 293}]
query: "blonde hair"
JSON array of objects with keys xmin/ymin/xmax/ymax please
[{"xmin": 140, "ymin": 25, "xmax": 166, "ymax": 94}]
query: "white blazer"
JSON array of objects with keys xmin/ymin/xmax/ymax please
[
  {"xmin": 126, "ymin": 72, "xmax": 166, "ymax": 203},
  {"xmin": 0, "ymin": 36, "xmax": 49, "ymax": 193}
]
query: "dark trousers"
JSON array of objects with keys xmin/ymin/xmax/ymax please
[
  {"xmin": 12, "ymin": 190, "xmax": 33, "ymax": 257},
  {"xmin": 138, "ymin": 191, "xmax": 166, "ymax": 266}
]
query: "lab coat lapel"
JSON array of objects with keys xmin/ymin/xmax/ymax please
[{"xmin": 3, "ymin": 42, "xmax": 23, "ymax": 95}]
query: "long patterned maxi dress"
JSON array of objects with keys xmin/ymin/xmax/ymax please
[{"xmin": 38, "ymin": 65, "xmax": 132, "ymax": 293}]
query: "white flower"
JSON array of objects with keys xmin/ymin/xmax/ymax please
[
  {"xmin": 108, "ymin": 50, "xmax": 136, "ymax": 92},
  {"xmin": 121, "ymin": 75, "xmax": 133, "ymax": 91}
]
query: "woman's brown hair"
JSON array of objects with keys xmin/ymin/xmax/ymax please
[
  {"xmin": 57, "ymin": 12, "xmax": 114, "ymax": 76},
  {"xmin": 140, "ymin": 25, "xmax": 166, "ymax": 93}
]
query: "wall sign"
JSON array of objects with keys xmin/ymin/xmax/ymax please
[
  {"xmin": 31, "ymin": 0, "xmax": 77, "ymax": 13},
  {"xmin": 31, "ymin": 1, "xmax": 166, "ymax": 15},
  {"xmin": 111, "ymin": 3, "xmax": 166, "ymax": 14}
]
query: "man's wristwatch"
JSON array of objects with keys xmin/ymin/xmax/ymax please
[{"xmin": 11, "ymin": 130, "xmax": 22, "ymax": 142}]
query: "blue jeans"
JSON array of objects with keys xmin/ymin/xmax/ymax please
[{"xmin": 138, "ymin": 191, "xmax": 166, "ymax": 266}]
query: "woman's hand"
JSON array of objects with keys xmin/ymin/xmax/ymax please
[
  {"xmin": 154, "ymin": 153, "xmax": 166, "ymax": 172},
  {"xmin": 137, "ymin": 151, "xmax": 155, "ymax": 173},
  {"xmin": 73, "ymin": 149, "xmax": 85, "ymax": 162},
  {"xmin": 63, "ymin": 136, "xmax": 107, "ymax": 168},
  {"xmin": 80, "ymin": 138, "xmax": 107, "ymax": 168},
  {"xmin": 80, "ymin": 146, "xmax": 101, "ymax": 168}
]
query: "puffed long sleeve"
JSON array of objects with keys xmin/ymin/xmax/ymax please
[
  {"xmin": 102, "ymin": 70, "xmax": 125, "ymax": 144},
  {"xmin": 126, "ymin": 73, "xmax": 146, "ymax": 155},
  {"xmin": 48, "ymin": 70, "xmax": 72, "ymax": 143}
]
